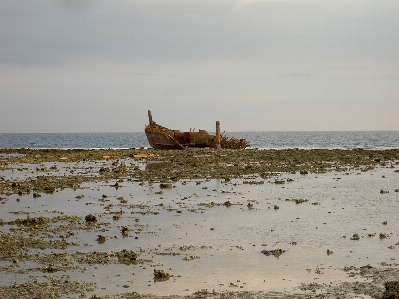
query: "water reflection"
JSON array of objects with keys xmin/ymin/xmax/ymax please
[{"xmin": 0, "ymin": 166, "xmax": 398, "ymax": 296}]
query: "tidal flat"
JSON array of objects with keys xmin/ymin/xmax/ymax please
[{"xmin": 0, "ymin": 148, "xmax": 398, "ymax": 299}]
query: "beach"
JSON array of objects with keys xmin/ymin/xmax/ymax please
[{"xmin": 0, "ymin": 148, "xmax": 398, "ymax": 298}]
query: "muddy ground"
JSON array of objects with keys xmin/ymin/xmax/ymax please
[
  {"xmin": 0, "ymin": 148, "xmax": 398, "ymax": 299},
  {"xmin": 1, "ymin": 148, "xmax": 399, "ymax": 196}
]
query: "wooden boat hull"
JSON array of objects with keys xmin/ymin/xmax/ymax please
[
  {"xmin": 145, "ymin": 131, "xmax": 184, "ymax": 149},
  {"xmin": 145, "ymin": 128, "xmax": 217, "ymax": 149},
  {"xmin": 144, "ymin": 110, "xmax": 249, "ymax": 150}
]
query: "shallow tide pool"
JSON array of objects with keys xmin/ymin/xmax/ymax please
[{"xmin": 0, "ymin": 164, "xmax": 398, "ymax": 297}]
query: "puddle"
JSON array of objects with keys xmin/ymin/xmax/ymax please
[{"xmin": 0, "ymin": 166, "xmax": 398, "ymax": 297}]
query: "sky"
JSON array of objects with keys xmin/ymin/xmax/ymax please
[{"xmin": 0, "ymin": 0, "xmax": 398, "ymax": 133}]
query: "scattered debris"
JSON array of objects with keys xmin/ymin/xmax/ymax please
[
  {"xmin": 85, "ymin": 214, "xmax": 98, "ymax": 222},
  {"xmin": 261, "ymin": 249, "xmax": 285, "ymax": 258},
  {"xmin": 382, "ymin": 281, "xmax": 399, "ymax": 299},
  {"xmin": 153, "ymin": 269, "xmax": 170, "ymax": 281}
]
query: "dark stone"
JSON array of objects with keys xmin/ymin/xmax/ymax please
[
  {"xmin": 85, "ymin": 214, "xmax": 98, "ymax": 222},
  {"xmin": 261, "ymin": 249, "xmax": 284, "ymax": 258},
  {"xmin": 382, "ymin": 281, "xmax": 399, "ymax": 299}
]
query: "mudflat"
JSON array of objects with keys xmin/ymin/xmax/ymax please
[{"xmin": 0, "ymin": 148, "xmax": 398, "ymax": 298}]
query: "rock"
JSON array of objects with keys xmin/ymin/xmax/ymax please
[
  {"xmin": 99, "ymin": 167, "xmax": 110, "ymax": 173},
  {"xmin": 294, "ymin": 199, "xmax": 309, "ymax": 204},
  {"xmin": 350, "ymin": 233, "xmax": 360, "ymax": 240},
  {"xmin": 380, "ymin": 189, "xmax": 389, "ymax": 194},
  {"xmin": 382, "ymin": 281, "xmax": 399, "ymax": 299},
  {"xmin": 118, "ymin": 196, "xmax": 127, "ymax": 203},
  {"xmin": 96, "ymin": 235, "xmax": 106, "ymax": 243},
  {"xmin": 21, "ymin": 216, "xmax": 48, "ymax": 226},
  {"xmin": 160, "ymin": 183, "xmax": 173, "ymax": 189},
  {"xmin": 85, "ymin": 214, "xmax": 98, "ymax": 222},
  {"xmin": 153, "ymin": 269, "xmax": 170, "ymax": 280},
  {"xmin": 224, "ymin": 201, "xmax": 232, "ymax": 207},
  {"xmin": 261, "ymin": 248, "xmax": 284, "ymax": 258},
  {"xmin": 327, "ymin": 249, "xmax": 334, "ymax": 255},
  {"xmin": 117, "ymin": 249, "xmax": 139, "ymax": 264},
  {"xmin": 44, "ymin": 263, "xmax": 58, "ymax": 272},
  {"xmin": 183, "ymin": 255, "xmax": 199, "ymax": 261}
]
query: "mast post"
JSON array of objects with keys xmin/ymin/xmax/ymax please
[
  {"xmin": 148, "ymin": 110, "xmax": 154, "ymax": 125},
  {"xmin": 216, "ymin": 121, "xmax": 221, "ymax": 149}
]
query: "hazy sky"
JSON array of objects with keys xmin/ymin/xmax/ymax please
[{"xmin": 1, "ymin": 0, "xmax": 398, "ymax": 133}]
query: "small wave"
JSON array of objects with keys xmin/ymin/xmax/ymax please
[{"xmin": 1, "ymin": 131, "xmax": 398, "ymax": 150}]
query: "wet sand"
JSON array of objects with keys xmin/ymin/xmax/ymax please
[{"xmin": 0, "ymin": 148, "xmax": 398, "ymax": 298}]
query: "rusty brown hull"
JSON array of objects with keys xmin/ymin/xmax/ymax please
[
  {"xmin": 145, "ymin": 127, "xmax": 217, "ymax": 149},
  {"xmin": 144, "ymin": 110, "xmax": 249, "ymax": 150},
  {"xmin": 145, "ymin": 130, "xmax": 184, "ymax": 149}
]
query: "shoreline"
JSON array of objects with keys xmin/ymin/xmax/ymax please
[
  {"xmin": 1, "ymin": 148, "xmax": 399, "ymax": 196},
  {"xmin": 1, "ymin": 148, "xmax": 398, "ymax": 298}
]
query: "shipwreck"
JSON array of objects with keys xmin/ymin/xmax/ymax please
[{"xmin": 145, "ymin": 110, "xmax": 249, "ymax": 150}]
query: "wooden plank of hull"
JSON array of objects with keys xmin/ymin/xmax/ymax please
[
  {"xmin": 145, "ymin": 131, "xmax": 184, "ymax": 149},
  {"xmin": 146, "ymin": 131, "xmax": 213, "ymax": 149}
]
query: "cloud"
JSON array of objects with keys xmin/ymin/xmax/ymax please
[
  {"xmin": 236, "ymin": 0, "xmax": 262, "ymax": 7},
  {"xmin": 285, "ymin": 73, "xmax": 310, "ymax": 78},
  {"xmin": 60, "ymin": 0, "xmax": 96, "ymax": 12},
  {"xmin": 236, "ymin": 0, "xmax": 285, "ymax": 7},
  {"xmin": 1, "ymin": 0, "xmax": 399, "ymax": 132}
]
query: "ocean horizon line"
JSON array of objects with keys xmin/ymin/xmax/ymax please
[
  {"xmin": 1, "ymin": 131, "xmax": 398, "ymax": 151},
  {"xmin": 1, "ymin": 130, "xmax": 398, "ymax": 134}
]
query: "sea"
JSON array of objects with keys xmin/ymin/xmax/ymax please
[{"xmin": 0, "ymin": 131, "xmax": 398, "ymax": 150}]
